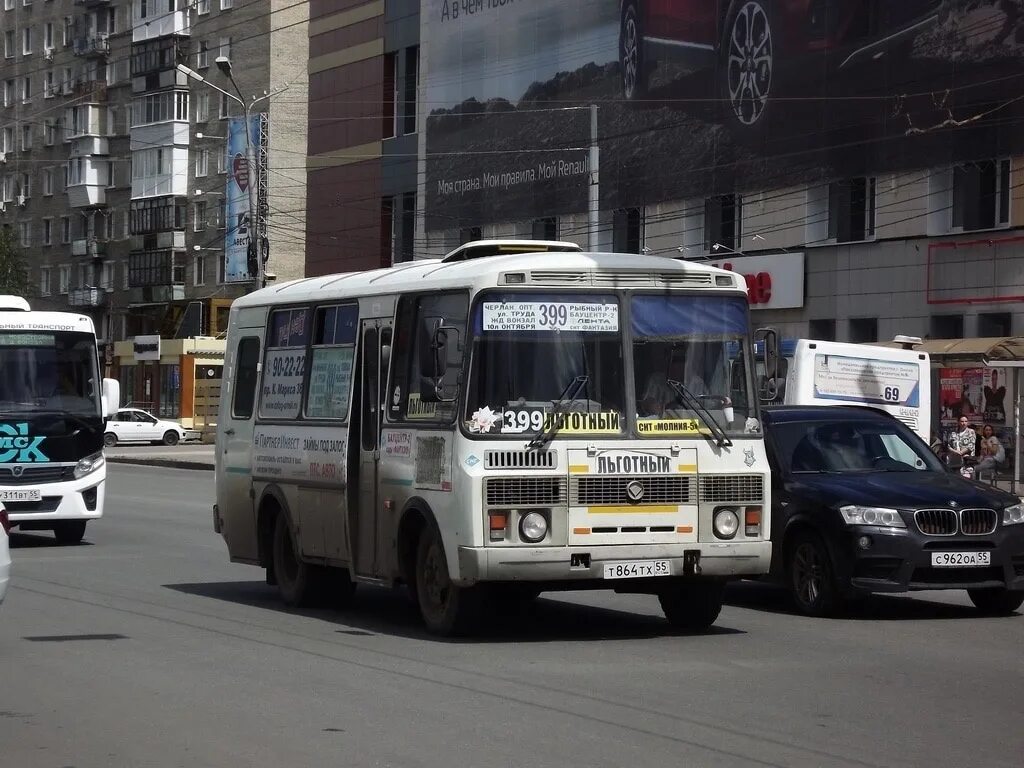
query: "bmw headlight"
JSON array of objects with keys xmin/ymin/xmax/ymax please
[
  {"xmin": 74, "ymin": 451, "xmax": 105, "ymax": 479},
  {"xmin": 1003, "ymin": 504, "xmax": 1024, "ymax": 526},
  {"xmin": 839, "ymin": 505, "xmax": 906, "ymax": 528}
]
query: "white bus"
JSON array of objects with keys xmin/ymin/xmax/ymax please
[
  {"xmin": 214, "ymin": 243, "xmax": 775, "ymax": 635},
  {"xmin": 784, "ymin": 338, "xmax": 931, "ymax": 443},
  {"xmin": 0, "ymin": 296, "xmax": 120, "ymax": 543}
]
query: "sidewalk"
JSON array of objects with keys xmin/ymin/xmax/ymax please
[{"xmin": 105, "ymin": 444, "xmax": 215, "ymax": 471}]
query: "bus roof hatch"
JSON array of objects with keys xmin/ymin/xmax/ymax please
[{"xmin": 441, "ymin": 239, "xmax": 583, "ymax": 263}]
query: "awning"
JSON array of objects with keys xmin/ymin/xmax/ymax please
[{"xmin": 873, "ymin": 337, "xmax": 1024, "ymax": 367}]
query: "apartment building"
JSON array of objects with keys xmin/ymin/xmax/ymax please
[{"xmin": 1, "ymin": 0, "xmax": 308, "ymax": 409}]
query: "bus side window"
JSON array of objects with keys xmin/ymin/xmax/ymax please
[{"xmin": 232, "ymin": 337, "xmax": 261, "ymax": 419}]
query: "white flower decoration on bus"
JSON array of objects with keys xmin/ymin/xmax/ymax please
[{"xmin": 468, "ymin": 406, "xmax": 500, "ymax": 434}]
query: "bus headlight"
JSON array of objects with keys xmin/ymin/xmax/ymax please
[
  {"xmin": 519, "ymin": 511, "xmax": 548, "ymax": 543},
  {"xmin": 74, "ymin": 451, "xmax": 105, "ymax": 479},
  {"xmin": 713, "ymin": 507, "xmax": 740, "ymax": 540}
]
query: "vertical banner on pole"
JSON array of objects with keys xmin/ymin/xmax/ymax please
[{"xmin": 224, "ymin": 114, "xmax": 261, "ymax": 283}]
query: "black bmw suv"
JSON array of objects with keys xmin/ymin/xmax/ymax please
[{"xmin": 762, "ymin": 406, "xmax": 1024, "ymax": 616}]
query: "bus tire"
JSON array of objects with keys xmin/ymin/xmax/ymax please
[
  {"xmin": 415, "ymin": 524, "xmax": 480, "ymax": 636},
  {"xmin": 272, "ymin": 512, "xmax": 317, "ymax": 607},
  {"xmin": 327, "ymin": 567, "xmax": 358, "ymax": 609},
  {"xmin": 53, "ymin": 520, "xmax": 87, "ymax": 545},
  {"xmin": 658, "ymin": 580, "xmax": 725, "ymax": 631}
]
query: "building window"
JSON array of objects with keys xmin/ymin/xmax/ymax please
[
  {"xmin": 195, "ymin": 149, "xmax": 209, "ymax": 177},
  {"xmin": 218, "ymin": 92, "xmax": 229, "ymax": 119},
  {"xmin": 197, "ymin": 0, "xmax": 209, "ymax": 14},
  {"xmin": 44, "ymin": 70, "xmax": 55, "ymax": 98},
  {"xmin": 61, "ymin": 216, "xmax": 71, "ymax": 243},
  {"xmin": 848, "ymin": 318, "xmax": 878, "ymax": 344},
  {"xmin": 22, "ymin": 27, "xmax": 32, "ymax": 56},
  {"xmin": 44, "ymin": 118, "xmax": 56, "ymax": 146},
  {"xmin": 19, "ymin": 220, "xmax": 31, "ymax": 247},
  {"xmin": 952, "ymin": 159, "xmax": 1011, "ymax": 232},
  {"xmin": 400, "ymin": 191, "xmax": 416, "ymax": 262},
  {"xmin": 403, "ymin": 45, "xmax": 419, "ymax": 136},
  {"xmin": 159, "ymin": 365, "xmax": 181, "ymax": 419},
  {"xmin": 383, "ymin": 52, "xmax": 397, "ymax": 139},
  {"xmin": 532, "ymin": 216, "xmax": 557, "ymax": 240},
  {"xmin": 215, "ymin": 146, "xmax": 225, "ymax": 174},
  {"xmin": 194, "ymin": 254, "xmax": 206, "ymax": 285},
  {"xmin": 220, "ymin": 0, "xmax": 233, "ymax": 10},
  {"xmin": 828, "ymin": 177, "xmax": 875, "ymax": 243},
  {"xmin": 43, "ymin": 21, "xmax": 52, "ymax": 51},
  {"xmin": 3, "ymin": 79, "xmax": 11, "ymax": 106},
  {"xmin": 40, "ymin": 267, "xmax": 51, "ymax": 296},
  {"xmin": 132, "ymin": 91, "xmax": 189, "ymax": 126},
  {"xmin": 613, "ymin": 207, "xmax": 644, "ymax": 253},
  {"xmin": 978, "ymin": 312, "xmax": 1011, "ymax": 338},
  {"xmin": 18, "ymin": 171, "xmax": 30, "ymax": 198},
  {"xmin": 100, "ymin": 261, "xmax": 114, "ymax": 290},
  {"xmin": 218, "ymin": 37, "xmax": 230, "ymax": 61},
  {"xmin": 21, "ymin": 76, "xmax": 30, "ymax": 102},
  {"xmin": 128, "ymin": 250, "xmax": 185, "ymax": 287},
  {"xmin": 809, "ymin": 319, "xmax": 836, "ymax": 341},
  {"xmin": 930, "ymin": 314, "xmax": 963, "ymax": 339},
  {"xmin": 1, "ymin": 126, "xmax": 10, "ymax": 152},
  {"xmin": 58, "ymin": 265, "xmax": 70, "ymax": 294},
  {"xmin": 195, "ymin": 91, "xmax": 209, "ymax": 122},
  {"xmin": 704, "ymin": 193, "xmax": 741, "ymax": 252},
  {"xmin": 3, "ymin": 30, "xmax": 13, "ymax": 59},
  {"xmin": 193, "ymin": 200, "xmax": 207, "ymax": 231},
  {"xmin": 20, "ymin": 124, "xmax": 31, "ymax": 151},
  {"xmin": 196, "ymin": 39, "xmax": 208, "ymax": 69},
  {"xmin": 130, "ymin": 197, "xmax": 187, "ymax": 235},
  {"xmin": 43, "ymin": 168, "xmax": 53, "ymax": 195},
  {"xmin": 459, "ymin": 226, "xmax": 482, "ymax": 245}
]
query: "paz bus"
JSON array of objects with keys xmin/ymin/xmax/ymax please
[
  {"xmin": 0, "ymin": 296, "xmax": 120, "ymax": 543},
  {"xmin": 213, "ymin": 242, "xmax": 777, "ymax": 635}
]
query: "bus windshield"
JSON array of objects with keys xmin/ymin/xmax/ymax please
[
  {"xmin": 632, "ymin": 295, "xmax": 758, "ymax": 437},
  {"xmin": 464, "ymin": 293, "xmax": 625, "ymax": 435},
  {"xmin": 0, "ymin": 331, "xmax": 102, "ymax": 419}
]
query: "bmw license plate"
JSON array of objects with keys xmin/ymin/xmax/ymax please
[
  {"xmin": 931, "ymin": 551, "xmax": 991, "ymax": 567},
  {"xmin": 0, "ymin": 488, "xmax": 42, "ymax": 502},
  {"xmin": 602, "ymin": 560, "xmax": 671, "ymax": 580}
]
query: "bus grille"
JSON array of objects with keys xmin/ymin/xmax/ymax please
[
  {"xmin": 572, "ymin": 476, "xmax": 695, "ymax": 506},
  {"xmin": 960, "ymin": 509, "xmax": 997, "ymax": 536},
  {"xmin": 698, "ymin": 475, "xmax": 763, "ymax": 503},
  {"xmin": 0, "ymin": 465, "xmax": 76, "ymax": 485},
  {"xmin": 915, "ymin": 509, "xmax": 957, "ymax": 536},
  {"xmin": 484, "ymin": 450, "xmax": 556, "ymax": 470},
  {"xmin": 485, "ymin": 477, "xmax": 566, "ymax": 507}
]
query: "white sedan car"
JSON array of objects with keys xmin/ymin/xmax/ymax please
[
  {"xmin": 1, "ymin": 504, "xmax": 10, "ymax": 606},
  {"xmin": 103, "ymin": 408, "xmax": 200, "ymax": 447}
]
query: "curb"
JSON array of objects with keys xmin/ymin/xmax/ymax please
[{"xmin": 107, "ymin": 456, "xmax": 214, "ymax": 472}]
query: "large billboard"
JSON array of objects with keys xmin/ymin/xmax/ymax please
[
  {"xmin": 423, "ymin": 1, "xmax": 1024, "ymax": 233},
  {"xmin": 224, "ymin": 114, "xmax": 266, "ymax": 283}
]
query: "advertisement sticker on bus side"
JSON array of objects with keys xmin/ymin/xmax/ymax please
[{"xmin": 812, "ymin": 354, "xmax": 921, "ymax": 408}]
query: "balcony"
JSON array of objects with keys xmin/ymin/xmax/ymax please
[
  {"xmin": 69, "ymin": 137, "xmax": 109, "ymax": 157},
  {"xmin": 68, "ymin": 287, "xmax": 108, "ymax": 308},
  {"xmin": 74, "ymin": 0, "xmax": 111, "ymax": 6},
  {"xmin": 67, "ymin": 183, "xmax": 106, "ymax": 208},
  {"xmin": 133, "ymin": 11, "xmax": 190, "ymax": 44},
  {"xmin": 72, "ymin": 238, "xmax": 107, "ymax": 258},
  {"xmin": 128, "ymin": 249, "xmax": 186, "ymax": 288},
  {"xmin": 73, "ymin": 80, "xmax": 108, "ymax": 103},
  {"xmin": 73, "ymin": 35, "xmax": 110, "ymax": 58}
]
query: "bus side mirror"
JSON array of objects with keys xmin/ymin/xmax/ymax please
[
  {"xmin": 418, "ymin": 320, "xmax": 460, "ymax": 404},
  {"xmin": 755, "ymin": 328, "xmax": 781, "ymax": 401},
  {"xmin": 102, "ymin": 378, "xmax": 120, "ymax": 420}
]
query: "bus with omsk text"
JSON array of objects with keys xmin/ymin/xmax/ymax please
[
  {"xmin": 0, "ymin": 296, "xmax": 120, "ymax": 544},
  {"xmin": 214, "ymin": 242, "xmax": 778, "ymax": 635}
]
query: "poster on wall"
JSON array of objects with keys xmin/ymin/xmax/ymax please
[
  {"xmin": 223, "ymin": 114, "xmax": 266, "ymax": 283},
  {"xmin": 422, "ymin": 1, "xmax": 1024, "ymax": 233},
  {"xmin": 939, "ymin": 368, "xmax": 1008, "ymax": 426}
]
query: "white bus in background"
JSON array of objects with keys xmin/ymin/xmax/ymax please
[
  {"xmin": 214, "ymin": 241, "xmax": 777, "ymax": 636},
  {"xmin": 784, "ymin": 338, "xmax": 931, "ymax": 443},
  {"xmin": 0, "ymin": 296, "xmax": 120, "ymax": 543}
]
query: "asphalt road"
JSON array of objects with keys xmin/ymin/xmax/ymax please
[{"xmin": 2, "ymin": 465, "xmax": 1022, "ymax": 768}]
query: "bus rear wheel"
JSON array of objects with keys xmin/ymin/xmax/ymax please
[
  {"xmin": 272, "ymin": 513, "xmax": 318, "ymax": 607},
  {"xmin": 415, "ymin": 525, "xmax": 480, "ymax": 636},
  {"xmin": 53, "ymin": 520, "xmax": 87, "ymax": 545},
  {"xmin": 658, "ymin": 580, "xmax": 725, "ymax": 631}
]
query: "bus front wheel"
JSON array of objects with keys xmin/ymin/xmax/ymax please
[
  {"xmin": 54, "ymin": 520, "xmax": 87, "ymax": 545},
  {"xmin": 415, "ymin": 525, "xmax": 480, "ymax": 636},
  {"xmin": 658, "ymin": 580, "xmax": 725, "ymax": 631}
]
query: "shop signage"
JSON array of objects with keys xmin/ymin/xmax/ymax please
[
  {"xmin": 133, "ymin": 335, "xmax": 161, "ymax": 362},
  {"xmin": 712, "ymin": 252, "xmax": 805, "ymax": 310}
]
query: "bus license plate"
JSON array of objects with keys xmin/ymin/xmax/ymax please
[
  {"xmin": 0, "ymin": 488, "xmax": 41, "ymax": 502},
  {"xmin": 603, "ymin": 560, "xmax": 671, "ymax": 580},
  {"xmin": 931, "ymin": 551, "xmax": 991, "ymax": 567}
]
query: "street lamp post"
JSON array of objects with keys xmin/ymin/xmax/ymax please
[{"xmin": 176, "ymin": 59, "xmax": 283, "ymax": 290}]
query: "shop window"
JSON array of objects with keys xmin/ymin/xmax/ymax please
[
  {"xmin": 828, "ymin": 177, "xmax": 875, "ymax": 243},
  {"xmin": 930, "ymin": 314, "xmax": 964, "ymax": 339},
  {"xmin": 704, "ymin": 194, "xmax": 741, "ymax": 252},
  {"xmin": 613, "ymin": 207, "xmax": 644, "ymax": 254},
  {"xmin": 159, "ymin": 365, "xmax": 181, "ymax": 419},
  {"xmin": 849, "ymin": 317, "xmax": 877, "ymax": 344},
  {"xmin": 978, "ymin": 312, "xmax": 1011, "ymax": 338},
  {"xmin": 231, "ymin": 337, "xmax": 260, "ymax": 419},
  {"xmin": 952, "ymin": 159, "xmax": 1010, "ymax": 232},
  {"xmin": 809, "ymin": 319, "xmax": 836, "ymax": 341}
]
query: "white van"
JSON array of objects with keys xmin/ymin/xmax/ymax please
[{"xmin": 784, "ymin": 339, "xmax": 931, "ymax": 443}]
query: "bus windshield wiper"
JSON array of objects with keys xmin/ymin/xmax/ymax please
[
  {"xmin": 527, "ymin": 375, "xmax": 590, "ymax": 451},
  {"xmin": 665, "ymin": 378, "xmax": 732, "ymax": 448}
]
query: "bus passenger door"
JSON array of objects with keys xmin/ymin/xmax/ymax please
[{"xmin": 353, "ymin": 320, "xmax": 391, "ymax": 578}]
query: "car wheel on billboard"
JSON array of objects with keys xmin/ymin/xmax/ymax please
[
  {"xmin": 620, "ymin": 1, "xmax": 648, "ymax": 101},
  {"xmin": 719, "ymin": 0, "xmax": 775, "ymax": 133}
]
